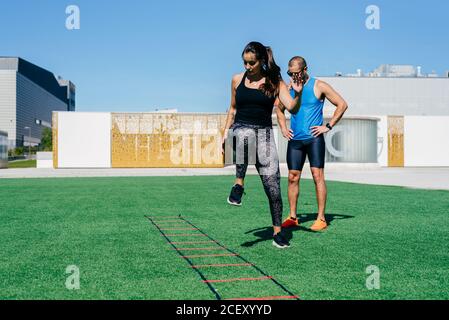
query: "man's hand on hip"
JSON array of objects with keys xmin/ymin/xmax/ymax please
[{"xmin": 310, "ymin": 125, "xmax": 330, "ymax": 137}]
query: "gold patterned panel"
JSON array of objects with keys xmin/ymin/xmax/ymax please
[
  {"xmin": 111, "ymin": 113, "xmax": 227, "ymax": 168},
  {"xmin": 388, "ymin": 116, "xmax": 404, "ymax": 167},
  {"xmin": 52, "ymin": 112, "xmax": 58, "ymax": 168}
]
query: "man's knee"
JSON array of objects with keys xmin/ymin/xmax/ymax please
[
  {"xmin": 288, "ymin": 171, "xmax": 301, "ymax": 184},
  {"xmin": 311, "ymin": 168, "xmax": 325, "ymax": 182}
]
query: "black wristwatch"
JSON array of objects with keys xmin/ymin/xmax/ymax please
[{"xmin": 326, "ymin": 123, "xmax": 333, "ymax": 130}]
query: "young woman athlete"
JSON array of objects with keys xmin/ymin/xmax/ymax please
[{"xmin": 223, "ymin": 41, "xmax": 303, "ymax": 248}]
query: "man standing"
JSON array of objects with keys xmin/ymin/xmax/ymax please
[{"xmin": 276, "ymin": 56, "xmax": 348, "ymax": 231}]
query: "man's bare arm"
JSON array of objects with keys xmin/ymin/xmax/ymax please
[
  {"xmin": 318, "ymin": 80, "xmax": 348, "ymax": 127},
  {"xmin": 274, "ymin": 98, "xmax": 287, "ymax": 130},
  {"xmin": 274, "ymin": 99, "xmax": 293, "ymax": 140}
]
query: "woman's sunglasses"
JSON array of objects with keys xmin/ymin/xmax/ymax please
[{"xmin": 243, "ymin": 60, "xmax": 257, "ymax": 66}]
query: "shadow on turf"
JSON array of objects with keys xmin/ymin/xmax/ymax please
[{"xmin": 240, "ymin": 213, "xmax": 354, "ymax": 247}]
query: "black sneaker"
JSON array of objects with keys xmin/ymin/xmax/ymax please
[
  {"xmin": 272, "ymin": 232, "xmax": 290, "ymax": 249},
  {"xmin": 227, "ymin": 184, "xmax": 244, "ymax": 206}
]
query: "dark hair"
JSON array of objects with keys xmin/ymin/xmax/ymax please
[
  {"xmin": 242, "ymin": 41, "xmax": 282, "ymax": 98},
  {"xmin": 289, "ymin": 56, "xmax": 307, "ymax": 69}
]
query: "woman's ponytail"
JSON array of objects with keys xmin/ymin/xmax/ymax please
[{"xmin": 261, "ymin": 46, "xmax": 282, "ymax": 98}]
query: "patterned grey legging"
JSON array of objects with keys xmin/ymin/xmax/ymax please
[{"xmin": 230, "ymin": 123, "xmax": 283, "ymax": 227}]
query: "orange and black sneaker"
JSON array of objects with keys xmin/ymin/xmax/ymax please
[
  {"xmin": 281, "ymin": 216, "xmax": 299, "ymax": 228},
  {"xmin": 310, "ymin": 219, "xmax": 327, "ymax": 231}
]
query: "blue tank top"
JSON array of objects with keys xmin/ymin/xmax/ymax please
[{"xmin": 290, "ymin": 77, "xmax": 324, "ymax": 140}]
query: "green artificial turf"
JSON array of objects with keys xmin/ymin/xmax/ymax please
[{"xmin": 1, "ymin": 175, "xmax": 448, "ymax": 300}]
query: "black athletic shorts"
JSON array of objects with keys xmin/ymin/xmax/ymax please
[{"xmin": 287, "ymin": 135, "xmax": 325, "ymax": 171}]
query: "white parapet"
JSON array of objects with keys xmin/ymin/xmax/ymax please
[{"xmin": 36, "ymin": 152, "xmax": 53, "ymax": 168}]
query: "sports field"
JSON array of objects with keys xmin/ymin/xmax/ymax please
[{"xmin": 1, "ymin": 175, "xmax": 448, "ymax": 300}]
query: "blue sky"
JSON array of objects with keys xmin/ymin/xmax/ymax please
[{"xmin": 1, "ymin": 0, "xmax": 448, "ymax": 112}]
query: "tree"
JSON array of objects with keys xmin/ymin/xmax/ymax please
[{"xmin": 40, "ymin": 128, "xmax": 52, "ymax": 151}]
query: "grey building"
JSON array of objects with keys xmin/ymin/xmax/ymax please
[
  {"xmin": 0, "ymin": 130, "xmax": 7, "ymax": 168},
  {"xmin": 321, "ymin": 65, "xmax": 449, "ymax": 116},
  {"xmin": 0, "ymin": 57, "xmax": 75, "ymax": 148},
  {"xmin": 320, "ymin": 76, "xmax": 449, "ymax": 117}
]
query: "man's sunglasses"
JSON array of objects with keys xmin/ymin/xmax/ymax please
[{"xmin": 287, "ymin": 70, "xmax": 304, "ymax": 77}]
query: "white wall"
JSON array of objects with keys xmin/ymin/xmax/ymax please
[
  {"xmin": 54, "ymin": 113, "xmax": 449, "ymax": 168},
  {"xmin": 404, "ymin": 116, "xmax": 449, "ymax": 167},
  {"xmin": 57, "ymin": 112, "xmax": 111, "ymax": 168}
]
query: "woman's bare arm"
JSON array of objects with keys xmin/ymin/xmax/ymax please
[
  {"xmin": 223, "ymin": 74, "xmax": 243, "ymax": 142},
  {"xmin": 278, "ymin": 80, "xmax": 302, "ymax": 114}
]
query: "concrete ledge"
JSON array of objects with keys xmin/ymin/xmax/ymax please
[
  {"xmin": 1, "ymin": 164, "xmax": 449, "ymax": 191},
  {"xmin": 36, "ymin": 152, "xmax": 53, "ymax": 160}
]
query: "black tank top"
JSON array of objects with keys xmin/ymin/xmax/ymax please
[{"xmin": 234, "ymin": 72, "xmax": 276, "ymax": 127}]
